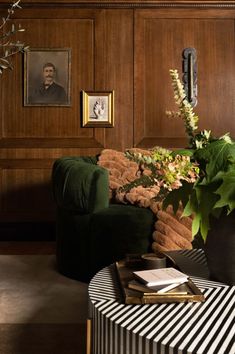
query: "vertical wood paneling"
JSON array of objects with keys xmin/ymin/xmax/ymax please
[
  {"xmin": 95, "ymin": 10, "xmax": 134, "ymax": 150},
  {"xmin": 1, "ymin": 169, "xmax": 52, "ymax": 211},
  {"xmin": 0, "ymin": 164, "xmax": 54, "ymax": 221},
  {"xmin": 0, "ymin": 3, "xmax": 235, "ymax": 222},
  {"xmin": 135, "ymin": 10, "xmax": 235, "ymax": 148},
  {"xmin": 2, "ymin": 18, "xmax": 95, "ymax": 138}
]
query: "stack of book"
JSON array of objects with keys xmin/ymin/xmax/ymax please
[
  {"xmin": 115, "ymin": 259, "xmax": 205, "ymax": 304},
  {"xmin": 130, "ymin": 267, "xmax": 189, "ymax": 296}
]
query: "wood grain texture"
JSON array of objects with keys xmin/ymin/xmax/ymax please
[
  {"xmin": 0, "ymin": 164, "xmax": 54, "ymax": 221},
  {"xmin": 1, "ymin": 17, "xmax": 95, "ymax": 139},
  {"xmin": 95, "ymin": 9, "xmax": 133, "ymax": 150},
  {"xmin": 134, "ymin": 9, "xmax": 235, "ymax": 148},
  {"xmin": 1, "ymin": 1, "xmax": 235, "ymax": 7},
  {"xmin": 0, "ymin": 3, "xmax": 235, "ymax": 223}
]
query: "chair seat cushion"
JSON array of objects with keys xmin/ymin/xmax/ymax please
[{"xmin": 88, "ymin": 204, "xmax": 155, "ymax": 272}]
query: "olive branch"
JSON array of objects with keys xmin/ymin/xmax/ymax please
[{"xmin": 0, "ymin": 0, "xmax": 29, "ymax": 74}]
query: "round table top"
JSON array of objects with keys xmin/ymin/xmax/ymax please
[{"xmin": 88, "ymin": 249, "xmax": 235, "ymax": 354}]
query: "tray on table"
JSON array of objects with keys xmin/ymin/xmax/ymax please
[{"xmin": 115, "ymin": 255, "xmax": 205, "ymax": 304}]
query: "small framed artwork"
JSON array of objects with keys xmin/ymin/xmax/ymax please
[
  {"xmin": 24, "ymin": 48, "xmax": 71, "ymax": 106},
  {"xmin": 82, "ymin": 90, "xmax": 114, "ymax": 127}
]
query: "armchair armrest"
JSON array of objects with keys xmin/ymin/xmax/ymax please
[{"xmin": 52, "ymin": 156, "xmax": 109, "ymax": 213}]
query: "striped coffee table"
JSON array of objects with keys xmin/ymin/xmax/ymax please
[{"xmin": 88, "ymin": 249, "xmax": 235, "ymax": 354}]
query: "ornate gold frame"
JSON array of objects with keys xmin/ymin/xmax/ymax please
[{"xmin": 82, "ymin": 90, "xmax": 114, "ymax": 128}]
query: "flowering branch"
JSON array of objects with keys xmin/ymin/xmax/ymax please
[
  {"xmin": 0, "ymin": 0, "xmax": 29, "ymax": 74},
  {"xmin": 166, "ymin": 69, "xmax": 199, "ymax": 148},
  {"xmin": 119, "ymin": 147, "xmax": 199, "ymax": 200},
  {"xmin": 166, "ymin": 69, "xmax": 232, "ymax": 150},
  {"xmin": 164, "ymin": 68, "xmax": 235, "ymax": 240}
]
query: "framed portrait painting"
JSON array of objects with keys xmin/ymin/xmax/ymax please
[
  {"xmin": 24, "ymin": 48, "xmax": 71, "ymax": 106},
  {"xmin": 82, "ymin": 90, "xmax": 114, "ymax": 127}
]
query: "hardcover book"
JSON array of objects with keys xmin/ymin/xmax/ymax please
[
  {"xmin": 133, "ymin": 267, "xmax": 188, "ymax": 287},
  {"xmin": 128, "ymin": 279, "xmax": 188, "ymax": 295}
]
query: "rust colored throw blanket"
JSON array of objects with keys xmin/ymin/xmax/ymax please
[{"xmin": 98, "ymin": 149, "xmax": 193, "ymax": 252}]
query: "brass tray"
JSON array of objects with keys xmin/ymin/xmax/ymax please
[{"xmin": 115, "ymin": 256, "xmax": 205, "ymax": 304}]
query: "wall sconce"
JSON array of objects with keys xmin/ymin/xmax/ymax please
[{"xmin": 182, "ymin": 47, "xmax": 197, "ymax": 107}]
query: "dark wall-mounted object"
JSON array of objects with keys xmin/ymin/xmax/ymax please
[{"xmin": 182, "ymin": 47, "xmax": 197, "ymax": 107}]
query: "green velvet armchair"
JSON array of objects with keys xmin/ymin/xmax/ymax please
[{"xmin": 52, "ymin": 156, "xmax": 155, "ymax": 282}]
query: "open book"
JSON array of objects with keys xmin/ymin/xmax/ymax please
[{"xmin": 133, "ymin": 267, "xmax": 188, "ymax": 287}]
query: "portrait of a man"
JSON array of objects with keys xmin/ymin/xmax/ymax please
[{"xmin": 24, "ymin": 49, "xmax": 71, "ymax": 106}]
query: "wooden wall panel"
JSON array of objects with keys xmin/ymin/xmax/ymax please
[
  {"xmin": 134, "ymin": 9, "xmax": 235, "ymax": 148},
  {"xmin": 0, "ymin": 1, "xmax": 235, "ymax": 224},
  {"xmin": 95, "ymin": 10, "xmax": 134, "ymax": 150},
  {"xmin": 10, "ymin": 19, "xmax": 93, "ymax": 138},
  {"xmin": 0, "ymin": 7, "xmax": 134, "ymax": 150},
  {"xmin": 0, "ymin": 5, "xmax": 134, "ymax": 222},
  {"xmin": 0, "ymin": 162, "xmax": 54, "ymax": 222},
  {"xmin": 0, "ymin": 12, "xmax": 101, "ymax": 148}
]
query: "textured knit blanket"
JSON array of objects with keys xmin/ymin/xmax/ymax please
[{"xmin": 98, "ymin": 149, "xmax": 193, "ymax": 252}]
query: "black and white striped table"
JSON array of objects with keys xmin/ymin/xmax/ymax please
[{"xmin": 88, "ymin": 249, "xmax": 235, "ymax": 354}]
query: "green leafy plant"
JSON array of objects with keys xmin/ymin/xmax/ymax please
[
  {"xmin": 119, "ymin": 146, "xmax": 199, "ymax": 202},
  {"xmin": 164, "ymin": 69, "xmax": 235, "ymax": 241},
  {"xmin": 0, "ymin": 0, "xmax": 29, "ymax": 74}
]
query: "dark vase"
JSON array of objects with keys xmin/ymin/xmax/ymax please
[{"xmin": 205, "ymin": 210, "xmax": 235, "ymax": 285}]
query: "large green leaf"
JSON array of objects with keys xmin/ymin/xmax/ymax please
[
  {"xmin": 214, "ymin": 169, "xmax": 235, "ymax": 211},
  {"xmin": 162, "ymin": 181, "xmax": 193, "ymax": 213},
  {"xmin": 194, "ymin": 139, "xmax": 235, "ymax": 182},
  {"xmin": 183, "ymin": 191, "xmax": 200, "ymax": 235},
  {"xmin": 171, "ymin": 149, "xmax": 194, "ymax": 157},
  {"xmin": 162, "ymin": 139, "xmax": 235, "ymax": 241},
  {"xmin": 192, "ymin": 213, "xmax": 201, "ymax": 237},
  {"xmin": 183, "ymin": 183, "xmax": 220, "ymax": 239}
]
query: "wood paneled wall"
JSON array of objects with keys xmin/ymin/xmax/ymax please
[
  {"xmin": 0, "ymin": 1, "xmax": 234, "ymax": 223},
  {"xmin": 135, "ymin": 8, "xmax": 235, "ymax": 148}
]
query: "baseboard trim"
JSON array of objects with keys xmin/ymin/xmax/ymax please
[{"xmin": 0, "ymin": 222, "xmax": 56, "ymax": 241}]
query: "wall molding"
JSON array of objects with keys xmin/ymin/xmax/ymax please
[
  {"xmin": 0, "ymin": 159, "xmax": 54, "ymax": 168},
  {"xmin": 136, "ymin": 137, "xmax": 189, "ymax": 149},
  {"xmin": 2, "ymin": 2, "xmax": 234, "ymax": 9},
  {"xmin": 0, "ymin": 138, "xmax": 103, "ymax": 149}
]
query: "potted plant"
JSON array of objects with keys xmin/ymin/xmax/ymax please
[{"xmin": 164, "ymin": 69, "xmax": 235, "ymax": 285}]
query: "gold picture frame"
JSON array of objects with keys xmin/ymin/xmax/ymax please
[
  {"xmin": 24, "ymin": 48, "xmax": 71, "ymax": 106},
  {"xmin": 82, "ymin": 90, "xmax": 114, "ymax": 127}
]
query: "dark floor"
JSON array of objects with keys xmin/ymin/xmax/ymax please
[{"xmin": 0, "ymin": 240, "xmax": 87, "ymax": 354}]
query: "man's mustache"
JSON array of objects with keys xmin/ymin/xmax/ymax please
[{"xmin": 45, "ymin": 75, "xmax": 53, "ymax": 78}]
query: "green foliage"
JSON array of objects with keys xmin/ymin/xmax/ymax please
[
  {"xmin": 164, "ymin": 69, "xmax": 235, "ymax": 241},
  {"xmin": 119, "ymin": 175, "xmax": 155, "ymax": 193},
  {"xmin": 121, "ymin": 147, "xmax": 199, "ymax": 197},
  {"xmin": 162, "ymin": 180, "xmax": 194, "ymax": 212},
  {"xmin": 214, "ymin": 170, "xmax": 235, "ymax": 211},
  {"xmin": 171, "ymin": 149, "xmax": 194, "ymax": 157},
  {"xmin": 194, "ymin": 138, "xmax": 235, "ymax": 182},
  {"xmin": 165, "ymin": 81, "xmax": 235, "ymax": 241}
]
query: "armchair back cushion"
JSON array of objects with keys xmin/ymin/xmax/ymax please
[{"xmin": 52, "ymin": 156, "xmax": 109, "ymax": 213}]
